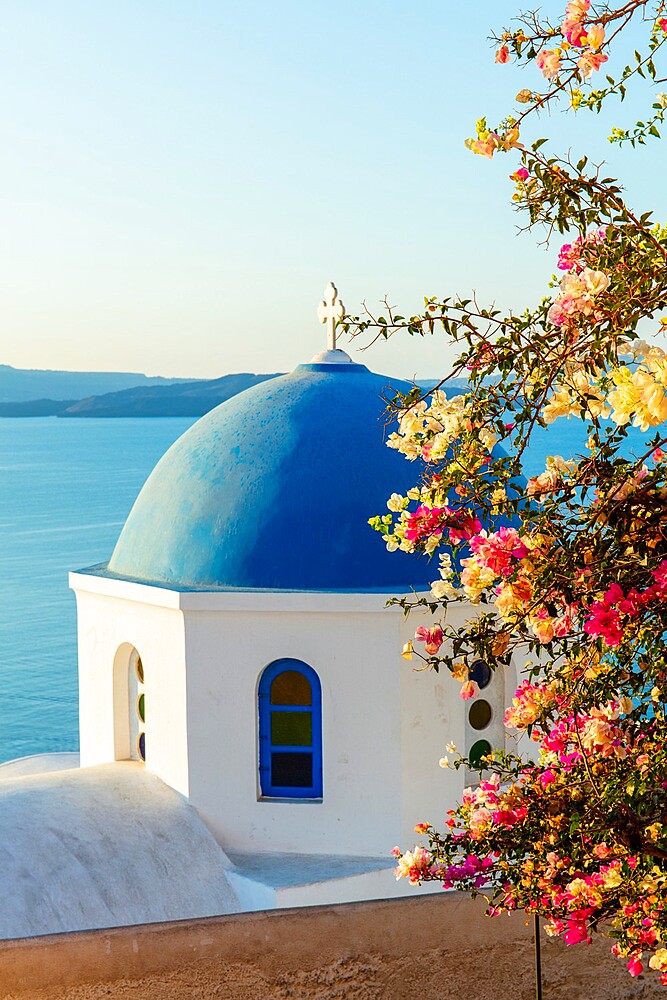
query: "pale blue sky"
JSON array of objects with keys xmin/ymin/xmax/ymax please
[{"xmin": 0, "ymin": 1, "xmax": 664, "ymax": 379}]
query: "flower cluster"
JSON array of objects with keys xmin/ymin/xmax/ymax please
[
  {"xmin": 607, "ymin": 347, "xmax": 667, "ymax": 431},
  {"xmin": 464, "ymin": 117, "xmax": 523, "ymax": 159},
  {"xmin": 547, "ymin": 266, "xmax": 610, "ymax": 329},
  {"xmin": 584, "ymin": 562, "xmax": 667, "ymax": 646},
  {"xmin": 386, "ymin": 391, "xmax": 473, "ymax": 463},
  {"xmin": 557, "ymin": 226, "xmax": 608, "ymax": 272},
  {"xmin": 354, "ymin": 0, "xmax": 667, "ymax": 987},
  {"xmin": 526, "ymin": 454, "xmax": 578, "ymax": 498},
  {"xmin": 392, "ymin": 844, "xmax": 436, "ymax": 883}
]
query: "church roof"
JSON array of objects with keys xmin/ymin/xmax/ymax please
[
  {"xmin": 106, "ymin": 360, "xmax": 433, "ymax": 592},
  {"xmin": 0, "ymin": 762, "xmax": 239, "ymax": 939}
]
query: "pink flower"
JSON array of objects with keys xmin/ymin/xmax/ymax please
[
  {"xmin": 577, "ymin": 51, "xmax": 608, "ymax": 78},
  {"xmin": 653, "ymin": 560, "xmax": 667, "ymax": 592},
  {"xmin": 467, "ymin": 135, "xmax": 500, "ymax": 159},
  {"xmin": 659, "ymin": 18, "xmax": 667, "ymax": 32},
  {"xmin": 510, "ymin": 167, "xmax": 529, "ymax": 182},
  {"xmin": 557, "ymin": 238, "xmax": 583, "ymax": 271},
  {"xmin": 583, "ymin": 604, "xmax": 623, "ymax": 646},
  {"xmin": 460, "ymin": 680, "xmax": 479, "ymax": 700},
  {"xmin": 495, "ymin": 45, "xmax": 510, "ymax": 64},
  {"xmin": 563, "ymin": 919, "xmax": 591, "ymax": 945},
  {"xmin": 414, "ymin": 626, "xmax": 444, "ymax": 655},
  {"xmin": 403, "ymin": 505, "xmax": 450, "ymax": 543},
  {"xmin": 653, "ymin": 447, "xmax": 665, "ymax": 462},
  {"xmin": 535, "ymin": 49, "xmax": 561, "ymax": 79},
  {"xmin": 547, "ymin": 300, "xmax": 568, "ymax": 326},
  {"xmin": 470, "ymin": 526, "xmax": 528, "ymax": 577},
  {"xmin": 492, "ymin": 807, "xmax": 528, "ymax": 827},
  {"xmin": 627, "ymin": 956, "xmax": 644, "ymax": 977},
  {"xmin": 561, "ymin": 2, "xmax": 590, "ymax": 46},
  {"xmin": 617, "ymin": 589, "xmax": 642, "ymax": 617},
  {"xmin": 449, "ymin": 513, "xmax": 483, "ymax": 545}
]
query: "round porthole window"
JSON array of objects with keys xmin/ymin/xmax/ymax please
[
  {"xmin": 138, "ymin": 732, "xmax": 146, "ymax": 762},
  {"xmin": 468, "ymin": 699, "xmax": 492, "ymax": 731},
  {"xmin": 468, "ymin": 739, "xmax": 492, "ymax": 770},
  {"xmin": 135, "ymin": 655, "xmax": 144, "ymax": 684},
  {"xmin": 468, "ymin": 659, "xmax": 492, "ymax": 689}
]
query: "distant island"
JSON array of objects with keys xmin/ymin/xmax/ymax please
[
  {"xmin": 0, "ymin": 364, "xmax": 195, "ymax": 403},
  {"xmin": 0, "ymin": 364, "xmax": 468, "ymax": 418},
  {"xmin": 60, "ymin": 373, "xmax": 283, "ymax": 417},
  {"xmin": 0, "ymin": 366, "xmax": 285, "ymax": 418}
]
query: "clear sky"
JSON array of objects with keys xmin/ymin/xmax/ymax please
[{"xmin": 1, "ymin": 1, "xmax": 664, "ymax": 379}]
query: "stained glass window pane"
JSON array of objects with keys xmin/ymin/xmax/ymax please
[
  {"xmin": 271, "ymin": 752, "xmax": 312, "ymax": 788},
  {"xmin": 271, "ymin": 711, "xmax": 312, "ymax": 746},
  {"xmin": 468, "ymin": 699, "xmax": 492, "ymax": 731},
  {"xmin": 468, "ymin": 739, "xmax": 492, "ymax": 769},
  {"xmin": 271, "ymin": 670, "xmax": 312, "ymax": 706},
  {"xmin": 469, "ymin": 659, "xmax": 492, "ymax": 689}
]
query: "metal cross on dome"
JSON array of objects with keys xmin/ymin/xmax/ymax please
[{"xmin": 316, "ymin": 282, "xmax": 345, "ymax": 351}]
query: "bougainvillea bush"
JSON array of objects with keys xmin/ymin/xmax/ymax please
[{"xmin": 345, "ymin": 0, "xmax": 667, "ymax": 985}]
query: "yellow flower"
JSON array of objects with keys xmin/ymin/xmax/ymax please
[
  {"xmin": 607, "ymin": 366, "xmax": 667, "ymax": 432},
  {"xmin": 402, "ymin": 641, "xmax": 413, "ymax": 661},
  {"xmin": 542, "ymin": 387, "xmax": 580, "ymax": 423},
  {"xmin": 650, "ymin": 949, "xmax": 667, "ymax": 972},
  {"xmin": 601, "ymin": 867, "xmax": 623, "ymax": 889},
  {"xmin": 586, "ymin": 24, "xmax": 605, "ymax": 50},
  {"xmin": 451, "ymin": 661, "xmax": 467, "ymax": 682}
]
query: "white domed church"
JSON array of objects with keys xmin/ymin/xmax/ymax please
[{"xmin": 0, "ymin": 285, "xmax": 521, "ymax": 940}]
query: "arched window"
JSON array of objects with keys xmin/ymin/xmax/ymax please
[{"xmin": 258, "ymin": 659, "xmax": 322, "ymax": 799}]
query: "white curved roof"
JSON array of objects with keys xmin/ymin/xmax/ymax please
[{"xmin": 0, "ymin": 762, "xmax": 239, "ymax": 939}]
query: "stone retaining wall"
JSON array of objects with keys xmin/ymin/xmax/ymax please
[{"xmin": 1, "ymin": 893, "xmax": 662, "ymax": 999}]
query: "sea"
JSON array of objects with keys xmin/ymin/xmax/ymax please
[{"xmin": 0, "ymin": 414, "xmax": 650, "ymax": 763}]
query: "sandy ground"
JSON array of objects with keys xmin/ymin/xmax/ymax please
[{"xmin": 6, "ymin": 936, "xmax": 666, "ymax": 1000}]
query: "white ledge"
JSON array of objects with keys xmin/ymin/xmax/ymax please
[{"xmin": 69, "ymin": 571, "xmax": 428, "ymax": 613}]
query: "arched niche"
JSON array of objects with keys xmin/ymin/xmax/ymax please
[{"xmin": 112, "ymin": 643, "xmax": 146, "ymax": 763}]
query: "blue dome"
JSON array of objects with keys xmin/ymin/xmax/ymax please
[{"xmin": 107, "ymin": 361, "xmax": 434, "ymax": 592}]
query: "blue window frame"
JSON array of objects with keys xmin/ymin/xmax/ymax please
[{"xmin": 258, "ymin": 659, "xmax": 322, "ymax": 799}]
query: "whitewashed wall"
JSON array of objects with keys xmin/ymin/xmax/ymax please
[
  {"xmin": 70, "ymin": 574, "xmax": 528, "ymax": 861},
  {"xmin": 71, "ymin": 575, "xmax": 189, "ymax": 797}
]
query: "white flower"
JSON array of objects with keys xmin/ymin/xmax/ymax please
[
  {"xmin": 657, "ymin": 93, "xmax": 667, "ymax": 109},
  {"xmin": 439, "ymin": 756, "xmax": 450, "ymax": 768},
  {"xmin": 581, "ymin": 267, "xmax": 610, "ymax": 296},
  {"xmin": 446, "ymin": 741, "xmax": 457, "ymax": 753},
  {"xmin": 546, "ymin": 454, "xmax": 578, "ymax": 476},
  {"xmin": 478, "ymin": 426, "xmax": 499, "ymax": 452},
  {"xmin": 430, "ymin": 579, "xmax": 459, "ymax": 600},
  {"xmin": 387, "ymin": 493, "xmax": 407, "ymax": 512}
]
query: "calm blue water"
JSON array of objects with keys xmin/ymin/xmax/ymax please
[
  {"xmin": 0, "ymin": 418, "xmax": 195, "ymax": 762},
  {"xmin": 0, "ymin": 414, "xmax": 652, "ymax": 763}
]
